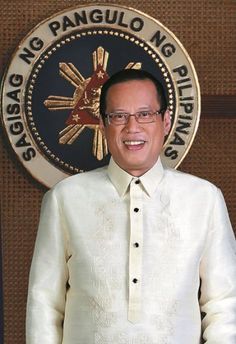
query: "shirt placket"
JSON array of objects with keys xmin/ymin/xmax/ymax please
[{"xmin": 128, "ymin": 178, "xmax": 143, "ymax": 323}]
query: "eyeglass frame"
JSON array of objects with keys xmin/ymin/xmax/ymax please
[{"xmin": 104, "ymin": 109, "xmax": 165, "ymax": 126}]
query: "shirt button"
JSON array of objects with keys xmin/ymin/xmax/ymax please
[
  {"xmin": 134, "ymin": 208, "xmax": 139, "ymax": 212},
  {"xmin": 132, "ymin": 278, "xmax": 138, "ymax": 283},
  {"xmin": 135, "ymin": 180, "xmax": 140, "ymax": 184},
  {"xmin": 134, "ymin": 242, "xmax": 139, "ymax": 248}
]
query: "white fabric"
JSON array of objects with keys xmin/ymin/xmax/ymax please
[{"xmin": 26, "ymin": 158, "xmax": 236, "ymax": 343}]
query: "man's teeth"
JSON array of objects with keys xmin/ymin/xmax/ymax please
[{"xmin": 124, "ymin": 140, "xmax": 145, "ymax": 145}]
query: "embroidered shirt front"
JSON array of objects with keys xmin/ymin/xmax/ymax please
[{"xmin": 26, "ymin": 158, "xmax": 236, "ymax": 344}]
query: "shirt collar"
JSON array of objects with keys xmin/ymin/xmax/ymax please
[{"xmin": 107, "ymin": 157, "xmax": 164, "ymax": 197}]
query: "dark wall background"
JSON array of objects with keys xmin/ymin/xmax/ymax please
[{"xmin": 0, "ymin": 1, "xmax": 236, "ymax": 343}]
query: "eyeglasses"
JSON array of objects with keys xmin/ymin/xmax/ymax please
[{"xmin": 104, "ymin": 110, "xmax": 163, "ymax": 126}]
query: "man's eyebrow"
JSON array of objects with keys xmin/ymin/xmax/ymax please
[
  {"xmin": 137, "ymin": 107, "xmax": 152, "ymax": 110},
  {"xmin": 108, "ymin": 108, "xmax": 127, "ymax": 113},
  {"xmin": 110, "ymin": 106, "xmax": 152, "ymax": 112}
]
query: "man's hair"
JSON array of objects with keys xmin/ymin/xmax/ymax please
[{"xmin": 99, "ymin": 69, "xmax": 168, "ymax": 124}]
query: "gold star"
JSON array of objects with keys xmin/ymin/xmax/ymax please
[
  {"xmin": 97, "ymin": 70, "xmax": 104, "ymax": 79},
  {"xmin": 72, "ymin": 114, "xmax": 80, "ymax": 122}
]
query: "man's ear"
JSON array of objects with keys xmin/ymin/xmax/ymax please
[{"xmin": 163, "ymin": 109, "xmax": 171, "ymax": 136}]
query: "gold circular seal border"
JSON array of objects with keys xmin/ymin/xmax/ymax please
[
  {"xmin": 25, "ymin": 28, "xmax": 176, "ymax": 173},
  {"xmin": 1, "ymin": 4, "xmax": 201, "ymax": 188}
]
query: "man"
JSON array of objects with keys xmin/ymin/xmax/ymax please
[{"xmin": 26, "ymin": 69, "xmax": 236, "ymax": 343}]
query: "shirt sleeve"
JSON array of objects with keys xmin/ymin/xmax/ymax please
[
  {"xmin": 199, "ymin": 188, "xmax": 236, "ymax": 343},
  {"xmin": 26, "ymin": 189, "xmax": 69, "ymax": 344}
]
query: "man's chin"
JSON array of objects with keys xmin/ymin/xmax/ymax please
[{"xmin": 118, "ymin": 160, "xmax": 150, "ymax": 176}]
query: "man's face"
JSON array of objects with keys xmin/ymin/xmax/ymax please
[{"xmin": 100, "ymin": 79, "xmax": 171, "ymax": 176}]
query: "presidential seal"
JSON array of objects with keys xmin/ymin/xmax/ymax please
[{"xmin": 1, "ymin": 4, "xmax": 200, "ymax": 188}]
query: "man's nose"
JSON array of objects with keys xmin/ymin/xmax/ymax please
[{"xmin": 125, "ymin": 115, "xmax": 141, "ymax": 133}]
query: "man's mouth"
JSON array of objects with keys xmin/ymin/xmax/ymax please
[
  {"xmin": 123, "ymin": 140, "xmax": 146, "ymax": 150},
  {"xmin": 123, "ymin": 140, "xmax": 145, "ymax": 145}
]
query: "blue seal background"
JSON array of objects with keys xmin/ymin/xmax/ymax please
[{"xmin": 25, "ymin": 28, "xmax": 175, "ymax": 173}]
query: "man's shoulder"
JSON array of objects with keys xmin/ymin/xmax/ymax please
[
  {"xmin": 164, "ymin": 166, "xmax": 219, "ymax": 194},
  {"xmin": 51, "ymin": 165, "xmax": 109, "ymax": 193}
]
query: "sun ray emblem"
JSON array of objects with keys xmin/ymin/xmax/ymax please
[{"xmin": 44, "ymin": 46, "xmax": 141, "ymax": 160}]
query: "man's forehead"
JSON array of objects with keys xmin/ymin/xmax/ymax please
[{"xmin": 106, "ymin": 79, "xmax": 160, "ymax": 103}]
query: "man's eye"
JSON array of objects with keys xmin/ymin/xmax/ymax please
[
  {"xmin": 114, "ymin": 113, "xmax": 126, "ymax": 119},
  {"xmin": 138, "ymin": 112, "xmax": 150, "ymax": 118}
]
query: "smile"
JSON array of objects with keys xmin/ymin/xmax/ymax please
[{"xmin": 123, "ymin": 140, "xmax": 145, "ymax": 146}]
